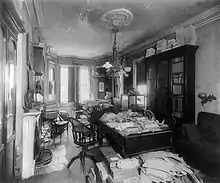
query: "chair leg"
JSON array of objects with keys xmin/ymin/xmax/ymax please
[
  {"xmin": 67, "ymin": 153, "xmax": 81, "ymax": 168},
  {"xmin": 53, "ymin": 137, "xmax": 56, "ymax": 148},
  {"xmin": 80, "ymin": 154, "xmax": 86, "ymax": 175},
  {"xmin": 85, "ymin": 153, "xmax": 96, "ymax": 163}
]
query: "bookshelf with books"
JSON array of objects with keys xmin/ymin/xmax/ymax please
[
  {"xmin": 145, "ymin": 44, "xmax": 198, "ymax": 124},
  {"xmin": 171, "ymin": 56, "xmax": 184, "ymax": 119}
]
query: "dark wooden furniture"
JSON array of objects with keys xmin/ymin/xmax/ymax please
[
  {"xmin": 67, "ymin": 118, "xmax": 97, "ymax": 179},
  {"xmin": 121, "ymin": 94, "xmax": 147, "ymax": 111},
  {"xmin": 0, "ymin": 1, "xmax": 26, "ymax": 180},
  {"xmin": 145, "ymin": 44, "xmax": 198, "ymax": 124},
  {"xmin": 175, "ymin": 112, "xmax": 220, "ymax": 177},
  {"xmin": 97, "ymin": 121, "xmax": 172, "ymax": 157},
  {"xmin": 42, "ymin": 103, "xmax": 69, "ymax": 147}
]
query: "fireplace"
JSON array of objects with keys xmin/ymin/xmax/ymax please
[{"xmin": 22, "ymin": 111, "xmax": 41, "ymax": 179}]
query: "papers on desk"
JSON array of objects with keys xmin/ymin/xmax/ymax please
[
  {"xmin": 116, "ymin": 122, "xmax": 134, "ymax": 131},
  {"xmin": 101, "ymin": 110, "xmax": 169, "ymax": 136},
  {"xmin": 107, "ymin": 123, "xmax": 118, "ymax": 129},
  {"xmin": 116, "ymin": 158, "xmax": 139, "ymax": 169}
]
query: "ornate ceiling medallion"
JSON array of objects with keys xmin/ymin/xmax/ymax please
[
  {"xmin": 100, "ymin": 9, "xmax": 133, "ymax": 78},
  {"xmin": 100, "ymin": 8, "xmax": 133, "ymax": 30}
]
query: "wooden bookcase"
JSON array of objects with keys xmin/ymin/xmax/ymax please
[{"xmin": 145, "ymin": 44, "xmax": 198, "ymax": 123}]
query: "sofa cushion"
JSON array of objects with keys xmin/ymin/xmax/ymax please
[
  {"xmin": 189, "ymin": 140, "xmax": 220, "ymax": 161},
  {"xmin": 197, "ymin": 112, "xmax": 220, "ymax": 143},
  {"xmin": 183, "ymin": 123, "xmax": 201, "ymax": 142}
]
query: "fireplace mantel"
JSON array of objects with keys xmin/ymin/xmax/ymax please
[{"xmin": 22, "ymin": 111, "xmax": 41, "ymax": 179}]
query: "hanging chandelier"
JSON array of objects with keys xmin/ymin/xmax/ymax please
[{"xmin": 100, "ymin": 8, "xmax": 133, "ymax": 77}]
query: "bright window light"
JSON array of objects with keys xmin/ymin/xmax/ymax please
[
  {"xmin": 137, "ymin": 85, "xmax": 147, "ymax": 95},
  {"xmin": 79, "ymin": 67, "xmax": 90, "ymax": 102},
  {"xmin": 60, "ymin": 67, "xmax": 69, "ymax": 102}
]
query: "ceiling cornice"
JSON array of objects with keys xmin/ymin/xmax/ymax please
[
  {"xmin": 2, "ymin": 0, "xmax": 25, "ymax": 33},
  {"xmin": 33, "ymin": 0, "xmax": 44, "ymax": 27},
  {"xmin": 23, "ymin": 0, "xmax": 38, "ymax": 28},
  {"xmin": 32, "ymin": 2, "xmax": 220, "ymax": 63},
  {"xmin": 122, "ymin": 4, "xmax": 220, "ymax": 57},
  {"xmin": 58, "ymin": 56, "xmax": 96, "ymax": 66},
  {"xmin": 53, "ymin": 52, "xmax": 113, "ymax": 66}
]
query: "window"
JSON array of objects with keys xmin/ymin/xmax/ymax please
[
  {"xmin": 48, "ymin": 65, "xmax": 56, "ymax": 101},
  {"xmin": 60, "ymin": 67, "xmax": 69, "ymax": 102},
  {"xmin": 79, "ymin": 67, "xmax": 90, "ymax": 102},
  {"xmin": 137, "ymin": 85, "xmax": 147, "ymax": 95}
]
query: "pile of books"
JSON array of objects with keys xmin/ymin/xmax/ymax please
[
  {"xmin": 99, "ymin": 146, "xmax": 139, "ymax": 183},
  {"xmin": 100, "ymin": 146, "xmax": 123, "ymax": 173},
  {"xmin": 107, "ymin": 166, "xmax": 139, "ymax": 183},
  {"xmin": 96, "ymin": 162, "xmax": 109, "ymax": 182}
]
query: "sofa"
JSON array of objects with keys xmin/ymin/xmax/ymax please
[{"xmin": 175, "ymin": 112, "xmax": 220, "ymax": 177}]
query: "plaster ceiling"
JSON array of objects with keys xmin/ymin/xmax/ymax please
[{"xmin": 39, "ymin": 0, "xmax": 220, "ymax": 58}]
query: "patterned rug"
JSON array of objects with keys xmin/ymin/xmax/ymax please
[{"xmin": 34, "ymin": 144, "xmax": 68, "ymax": 176}]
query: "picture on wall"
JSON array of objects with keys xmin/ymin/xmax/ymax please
[{"xmin": 99, "ymin": 82, "xmax": 104, "ymax": 92}]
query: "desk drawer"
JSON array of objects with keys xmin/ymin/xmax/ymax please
[{"xmin": 122, "ymin": 131, "xmax": 172, "ymax": 157}]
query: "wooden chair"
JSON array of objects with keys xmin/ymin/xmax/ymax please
[
  {"xmin": 50, "ymin": 113, "xmax": 69, "ymax": 147},
  {"xmin": 42, "ymin": 105, "xmax": 69, "ymax": 147},
  {"xmin": 67, "ymin": 118, "xmax": 97, "ymax": 176}
]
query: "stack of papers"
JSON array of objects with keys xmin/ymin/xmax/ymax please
[{"xmin": 140, "ymin": 151, "xmax": 203, "ymax": 183}]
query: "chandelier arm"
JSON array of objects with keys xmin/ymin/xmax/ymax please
[
  {"xmin": 112, "ymin": 30, "xmax": 118, "ymax": 62},
  {"xmin": 101, "ymin": 9, "xmax": 133, "ymax": 77}
]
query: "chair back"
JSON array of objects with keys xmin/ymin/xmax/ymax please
[
  {"xmin": 70, "ymin": 118, "xmax": 97, "ymax": 147},
  {"xmin": 42, "ymin": 103, "xmax": 59, "ymax": 120}
]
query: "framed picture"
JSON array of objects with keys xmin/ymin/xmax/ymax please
[{"xmin": 99, "ymin": 82, "xmax": 104, "ymax": 92}]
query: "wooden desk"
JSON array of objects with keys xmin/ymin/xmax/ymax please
[{"xmin": 97, "ymin": 121, "xmax": 172, "ymax": 157}]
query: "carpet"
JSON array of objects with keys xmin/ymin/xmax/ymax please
[{"xmin": 34, "ymin": 144, "xmax": 68, "ymax": 176}]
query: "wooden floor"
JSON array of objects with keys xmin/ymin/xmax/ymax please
[
  {"xmin": 23, "ymin": 125, "xmax": 101, "ymax": 183},
  {"xmin": 14, "ymin": 124, "xmax": 220, "ymax": 183}
]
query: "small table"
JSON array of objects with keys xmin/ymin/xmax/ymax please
[{"xmin": 97, "ymin": 121, "xmax": 172, "ymax": 157}]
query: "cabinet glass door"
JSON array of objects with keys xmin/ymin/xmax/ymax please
[
  {"xmin": 6, "ymin": 38, "xmax": 16, "ymax": 139},
  {"xmin": 3, "ymin": 36, "xmax": 17, "ymax": 180},
  {"xmin": 171, "ymin": 56, "xmax": 184, "ymax": 118},
  {"xmin": 146, "ymin": 60, "xmax": 157, "ymax": 112},
  {"xmin": 156, "ymin": 59, "xmax": 169, "ymax": 121},
  {"xmin": 0, "ymin": 26, "xmax": 6, "ymax": 153}
]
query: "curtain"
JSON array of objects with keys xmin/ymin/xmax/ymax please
[
  {"xmin": 68, "ymin": 66, "xmax": 79, "ymax": 102},
  {"xmin": 89, "ymin": 67, "xmax": 95, "ymax": 100},
  {"xmin": 136, "ymin": 61, "xmax": 146, "ymax": 86}
]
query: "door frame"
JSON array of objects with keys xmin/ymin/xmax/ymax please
[
  {"xmin": 4, "ymin": 32, "xmax": 17, "ymax": 180},
  {"xmin": 0, "ymin": 18, "xmax": 7, "ymax": 180},
  {"xmin": 0, "ymin": 0, "xmax": 24, "ymax": 180}
]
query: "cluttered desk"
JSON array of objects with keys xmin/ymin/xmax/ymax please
[{"xmin": 97, "ymin": 110, "xmax": 172, "ymax": 157}]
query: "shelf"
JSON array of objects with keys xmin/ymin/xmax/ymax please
[
  {"xmin": 173, "ymin": 110, "xmax": 184, "ymax": 113},
  {"xmin": 173, "ymin": 112, "xmax": 184, "ymax": 118},
  {"xmin": 172, "ymin": 56, "xmax": 184, "ymax": 64},
  {"xmin": 172, "ymin": 95, "xmax": 184, "ymax": 97},
  {"xmin": 145, "ymin": 44, "xmax": 198, "ymax": 123},
  {"xmin": 172, "ymin": 85, "xmax": 183, "ymax": 95},
  {"xmin": 171, "ymin": 72, "xmax": 184, "ymax": 75},
  {"xmin": 172, "ymin": 94, "xmax": 184, "ymax": 97},
  {"xmin": 172, "ymin": 83, "xmax": 183, "ymax": 85},
  {"xmin": 144, "ymin": 44, "xmax": 198, "ymax": 60},
  {"xmin": 172, "ymin": 60, "xmax": 184, "ymax": 64}
]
